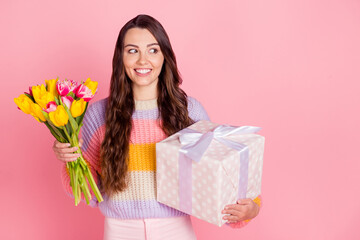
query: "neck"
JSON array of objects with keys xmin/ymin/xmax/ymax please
[{"xmin": 132, "ymin": 80, "xmax": 158, "ymax": 101}]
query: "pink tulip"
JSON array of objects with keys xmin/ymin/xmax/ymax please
[
  {"xmin": 74, "ymin": 84, "xmax": 94, "ymax": 102},
  {"xmin": 56, "ymin": 79, "xmax": 72, "ymax": 96},
  {"xmin": 68, "ymin": 79, "xmax": 78, "ymax": 92},
  {"xmin": 61, "ymin": 96, "xmax": 74, "ymax": 109},
  {"xmin": 56, "ymin": 79, "xmax": 79, "ymax": 96},
  {"xmin": 44, "ymin": 101, "xmax": 57, "ymax": 113}
]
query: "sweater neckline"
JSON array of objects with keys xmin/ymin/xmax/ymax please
[{"xmin": 134, "ymin": 98, "xmax": 158, "ymax": 110}]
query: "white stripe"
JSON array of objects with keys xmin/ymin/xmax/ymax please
[
  {"xmin": 134, "ymin": 98, "xmax": 157, "ymax": 110},
  {"xmin": 110, "ymin": 171, "xmax": 157, "ymax": 201}
]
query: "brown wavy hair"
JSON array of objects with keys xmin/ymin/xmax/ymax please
[{"xmin": 100, "ymin": 14, "xmax": 195, "ymax": 197}]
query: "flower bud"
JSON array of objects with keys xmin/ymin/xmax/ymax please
[
  {"xmin": 70, "ymin": 98, "xmax": 86, "ymax": 118},
  {"xmin": 49, "ymin": 105, "xmax": 69, "ymax": 127}
]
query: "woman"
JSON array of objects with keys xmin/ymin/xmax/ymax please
[{"xmin": 53, "ymin": 14, "xmax": 261, "ymax": 240}]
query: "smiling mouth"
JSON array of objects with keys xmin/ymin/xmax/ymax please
[{"xmin": 134, "ymin": 68, "xmax": 152, "ymax": 74}]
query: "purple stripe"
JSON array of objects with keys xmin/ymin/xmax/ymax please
[
  {"xmin": 98, "ymin": 197, "xmax": 188, "ymax": 219},
  {"xmin": 132, "ymin": 108, "xmax": 159, "ymax": 119},
  {"xmin": 81, "ymin": 98, "xmax": 107, "ymax": 152}
]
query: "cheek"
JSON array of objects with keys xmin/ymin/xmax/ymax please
[
  {"xmin": 123, "ymin": 54, "xmax": 136, "ymax": 67},
  {"xmin": 153, "ymin": 57, "xmax": 164, "ymax": 70},
  {"xmin": 123, "ymin": 58, "xmax": 134, "ymax": 74}
]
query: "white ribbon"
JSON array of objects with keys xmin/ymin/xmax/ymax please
[{"xmin": 178, "ymin": 125, "xmax": 261, "ymax": 162}]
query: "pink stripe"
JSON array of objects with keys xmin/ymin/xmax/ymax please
[
  {"xmin": 81, "ymin": 125, "xmax": 105, "ymax": 173},
  {"xmin": 130, "ymin": 119, "xmax": 167, "ymax": 144}
]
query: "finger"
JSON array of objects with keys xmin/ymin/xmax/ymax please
[
  {"xmin": 79, "ymin": 138, "xmax": 83, "ymax": 147},
  {"xmin": 237, "ymin": 198, "xmax": 252, "ymax": 205},
  {"xmin": 53, "ymin": 146, "xmax": 79, "ymax": 154},
  {"xmin": 224, "ymin": 204, "xmax": 243, "ymax": 210},
  {"xmin": 57, "ymin": 156, "xmax": 80, "ymax": 162},
  {"xmin": 226, "ymin": 221, "xmax": 237, "ymax": 224},
  {"xmin": 53, "ymin": 141, "xmax": 71, "ymax": 148},
  {"xmin": 223, "ymin": 208, "xmax": 244, "ymax": 216},
  {"xmin": 223, "ymin": 213, "xmax": 245, "ymax": 222},
  {"xmin": 56, "ymin": 152, "xmax": 81, "ymax": 159},
  {"xmin": 221, "ymin": 205, "xmax": 247, "ymax": 214}
]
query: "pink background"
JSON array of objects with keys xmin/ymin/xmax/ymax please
[{"xmin": 1, "ymin": 0, "xmax": 360, "ymax": 239}]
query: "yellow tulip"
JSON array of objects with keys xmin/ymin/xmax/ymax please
[
  {"xmin": 84, "ymin": 78, "xmax": 98, "ymax": 95},
  {"xmin": 30, "ymin": 103, "xmax": 46, "ymax": 122},
  {"xmin": 70, "ymin": 98, "xmax": 86, "ymax": 118},
  {"xmin": 49, "ymin": 105, "xmax": 69, "ymax": 127},
  {"xmin": 14, "ymin": 94, "xmax": 33, "ymax": 114},
  {"xmin": 32, "ymin": 84, "xmax": 55, "ymax": 109},
  {"xmin": 45, "ymin": 78, "xmax": 59, "ymax": 98}
]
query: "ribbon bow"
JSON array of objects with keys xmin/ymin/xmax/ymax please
[{"xmin": 179, "ymin": 125, "xmax": 261, "ymax": 162}]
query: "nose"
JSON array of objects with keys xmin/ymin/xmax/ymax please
[{"xmin": 136, "ymin": 52, "xmax": 148, "ymax": 65}]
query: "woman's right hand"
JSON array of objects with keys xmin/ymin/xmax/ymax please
[{"xmin": 52, "ymin": 139, "xmax": 83, "ymax": 163}]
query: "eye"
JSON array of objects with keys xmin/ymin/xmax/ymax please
[
  {"xmin": 149, "ymin": 48, "xmax": 158, "ymax": 54},
  {"xmin": 128, "ymin": 49, "xmax": 137, "ymax": 54}
]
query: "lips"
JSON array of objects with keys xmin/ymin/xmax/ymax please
[{"xmin": 134, "ymin": 68, "xmax": 152, "ymax": 76}]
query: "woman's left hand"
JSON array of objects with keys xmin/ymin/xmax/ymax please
[{"xmin": 221, "ymin": 198, "xmax": 260, "ymax": 223}]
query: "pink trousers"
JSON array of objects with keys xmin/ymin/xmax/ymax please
[{"xmin": 103, "ymin": 215, "xmax": 197, "ymax": 240}]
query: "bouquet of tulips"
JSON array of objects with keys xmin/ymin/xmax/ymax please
[{"xmin": 14, "ymin": 77, "xmax": 103, "ymax": 206}]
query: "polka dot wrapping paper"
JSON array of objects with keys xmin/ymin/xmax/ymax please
[{"xmin": 156, "ymin": 120, "xmax": 265, "ymax": 227}]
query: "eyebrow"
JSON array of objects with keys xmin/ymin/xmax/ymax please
[{"xmin": 124, "ymin": 43, "xmax": 159, "ymax": 48}]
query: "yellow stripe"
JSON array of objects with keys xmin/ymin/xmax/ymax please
[{"xmin": 128, "ymin": 143, "xmax": 156, "ymax": 171}]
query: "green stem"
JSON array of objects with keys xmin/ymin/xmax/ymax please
[
  {"xmin": 82, "ymin": 158, "xmax": 103, "ymax": 203},
  {"xmin": 79, "ymin": 172, "xmax": 91, "ymax": 205},
  {"xmin": 62, "ymin": 126, "xmax": 72, "ymax": 143},
  {"xmin": 62, "ymin": 126, "xmax": 103, "ymax": 205},
  {"xmin": 77, "ymin": 173, "xmax": 81, "ymax": 206},
  {"xmin": 66, "ymin": 162, "xmax": 74, "ymax": 189},
  {"xmin": 73, "ymin": 161, "xmax": 79, "ymax": 206}
]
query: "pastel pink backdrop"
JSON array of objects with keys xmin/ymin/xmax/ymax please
[{"xmin": 1, "ymin": 0, "xmax": 359, "ymax": 239}]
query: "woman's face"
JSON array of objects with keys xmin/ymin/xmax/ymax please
[{"xmin": 123, "ymin": 28, "xmax": 164, "ymax": 92}]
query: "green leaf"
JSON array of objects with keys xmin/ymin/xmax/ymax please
[
  {"xmin": 76, "ymin": 122, "xmax": 83, "ymax": 136},
  {"xmin": 62, "ymin": 125, "xmax": 72, "ymax": 143},
  {"xmin": 24, "ymin": 93, "xmax": 35, "ymax": 102},
  {"xmin": 41, "ymin": 110, "xmax": 49, "ymax": 120},
  {"xmin": 45, "ymin": 120, "xmax": 67, "ymax": 142},
  {"xmin": 44, "ymin": 121, "xmax": 66, "ymax": 143},
  {"xmin": 68, "ymin": 92, "xmax": 75, "ymax": 99},
  {"xmin": 65, "ymin": 122, "xmax": 72, "ymax": 136},
  {"xmin": 54, "ymin": 96, "xmax": 60, "ymax": 105}
]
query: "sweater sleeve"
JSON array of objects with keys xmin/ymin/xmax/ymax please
[
  {"xmin": 187, "ymin": 96, "xmax": 210, "ymax": 122},
  {"xmin": 225, "ymin": 195, "xmax": 262, "ymax": 229},
  {"xmin": 60, "ymin": 99, "xmax": 105, "ymax": 207}
]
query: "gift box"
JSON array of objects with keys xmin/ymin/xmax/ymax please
[{"xmin": 156, "ymin": 120, "xmax": 265, "ymax": 227}]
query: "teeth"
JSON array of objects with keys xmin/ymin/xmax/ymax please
[{"xmin": 135, "ymin": 69, "xmax": 151, "ymax": 74}]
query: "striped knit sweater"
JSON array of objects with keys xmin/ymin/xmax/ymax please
[{"xmin": 61, "ymin": 96, "xmax": 261, "ymax": 227}]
